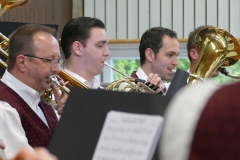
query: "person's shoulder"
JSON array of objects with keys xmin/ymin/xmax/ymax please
[{"xmin": 0, "ymin": 101, "xmax": 18, "ymax": 112}]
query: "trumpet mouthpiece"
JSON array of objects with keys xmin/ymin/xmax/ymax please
[
  {"xmin": 49, "ymin": 75, "xmax": 60, "ymax": 85},
  {"xmin": 172, "ymin": 69, "xmax": 176, "ymax": 74}
]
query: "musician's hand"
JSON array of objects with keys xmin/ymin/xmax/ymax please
[
  {"xmin": 146, "ymin": 73, "xmax": 165, "ymax": 94},
  {"xmin": 0, "ymin": 139, "xmax": 7, "ymax": 160},
  {"xmin": 0, "ymin": 139, "xmax": 5, "ymax": 150},
  {"xmin": 14, "ymin": 147, "xmax": 58, "ymax": 160},
  {"xmin": 52, "ymin": 80, "xmax": 68, "ymax": 115}
]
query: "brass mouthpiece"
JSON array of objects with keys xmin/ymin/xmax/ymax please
[
  {"xmin": 172, "ymin": 68, "xmax": 204, "ymax": 82},
  {"xmin": 49, "ymin": 75, "xmax": 70, "ymax": 94},
  {"xmin": 104, "ymin": 61, "xmax": 131, "ymax": 78}
]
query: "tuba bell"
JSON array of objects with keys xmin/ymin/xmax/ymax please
[{"xmin": 188, "ymin": 26, "xmax": 240, "ymax": 84}]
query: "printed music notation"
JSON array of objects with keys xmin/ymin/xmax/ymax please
[{"xmin": 92, "ymin": 111, "xmax": 163, "ymax": 160}]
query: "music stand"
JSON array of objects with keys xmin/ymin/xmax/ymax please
[
  {"xmin": 49, "ymin": 88, "xmax": 172, "ymax": 160},
  {"xmin": 166, "ymin": 69, "xmax": 189, "ymax": 97}
]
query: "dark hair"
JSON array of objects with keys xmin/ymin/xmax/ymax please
[
  {"xmin": 8, "ymin": 24, "xmax": 56, "ymax": 71},
  {"xmin": 187, "ymin": 25, "xmax": 212, "ymax": 62},
  {"xmin": 61, "ymin": 17, "xmax": 106, "ymax": 59},
  {"xmin": 139, "ymin": 27, "xmax": 178, "ymax": 65}
]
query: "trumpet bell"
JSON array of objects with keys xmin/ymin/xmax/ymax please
[
  {"xmin": 40, "ymin": 69, "xmax": 91, "ymax": 106},
  {"xmin": 0, "ymin": 0, "xmax": 30, "ymax": 17},
  {"xmin": 41, "ymin": 75, "xmax": 71, "ymax": 106}
]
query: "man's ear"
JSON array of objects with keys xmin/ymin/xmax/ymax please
[
  {"xmin": 190, "ymin": 49, "xmax": 199, "ymax": 60},
  {"xmin": 16, "ymin": 55, "xmax": 27, "ymax": 72},
  {"xmin": 72, "ymin": 41, "xmax": 82, "ymax": 56},
  {"xmin": 145, "ymin": 48, "xmax": 154, "ymax": 62}
]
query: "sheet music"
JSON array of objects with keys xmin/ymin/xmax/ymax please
[{"xmin": 92, "ymin": 110, "xmax": 163, "ymax": 160}]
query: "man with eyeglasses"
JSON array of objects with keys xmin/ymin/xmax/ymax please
[{"xmin": 0, "ymin": 24, "xmax": 65, "ymax": 159}]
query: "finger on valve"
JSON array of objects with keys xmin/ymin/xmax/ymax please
[{"xmin": 52, "ymin": 80, "xmax": 68, "ymax": 115}]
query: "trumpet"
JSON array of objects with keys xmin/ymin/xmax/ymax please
[{"xmin": 41, "ymin": 69, "xmax": 90, "ymax": 106}]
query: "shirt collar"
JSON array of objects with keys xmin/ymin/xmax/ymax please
[
  {"xmin": 137, "ymin": 67, "xmax": 169, "ymax": 91},
  {"xmin": 136, "ymin": 67, "xmax": 148, "ymax": 81},
  {"xmin": 1, "ymin": 70, "xmax": 41, "ymax": 108},
  {"xmin": 64, "ymin": 68, "xmax": 101, "ymax": 89}
]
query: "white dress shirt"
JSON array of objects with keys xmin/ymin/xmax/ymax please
[
  {"xmin": 117, "ymin": 67, "xmax": 146, "ymax": 92},
  {"xmin": 0, "ymin": 70, "xmax": 57, "ymax": 159},
  {"xmin": 63, "ymin": 68, "xmax": 101, "ymax": 89},
  {"xmin": 136, "ymin": 67, "xmax": 170, "ymax": 91},
  {"xmin": 134, "ymin": 67, "xmax": 148, "ymax": 80}
]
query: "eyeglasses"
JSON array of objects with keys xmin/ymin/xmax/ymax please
[{"xmin": 24, "ymin": 54, "xmax": 63, "ymax": 67}]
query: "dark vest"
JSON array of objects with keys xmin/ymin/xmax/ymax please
[
  {"xmin": 131, "ymin": 71, "xmax": 138, "ymax": 78},
  {"xmin": 0, "ymin": 81, "xmax": 58, "ymax": 148}
]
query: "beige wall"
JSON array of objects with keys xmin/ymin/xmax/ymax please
[
  {"xmin": 83, "ymin": 0, "xmax": 240, "ymax": 39},
  {"xmin": 72, "ymin": 0, "xmax": 83, "ymax": 18}
]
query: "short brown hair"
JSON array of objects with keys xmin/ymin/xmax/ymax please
[{"xmin": 8, "ymin": 24, "xmax": 56, "ymax": 71}]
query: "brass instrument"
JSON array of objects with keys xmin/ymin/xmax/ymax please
[
  {"xmin": 188, "ymin": 26, "xmax": 240, "ymax": 84},
  {"xmin": 0, "ymin": 32, "xmax": 8, "ymax": 68},
  {"xmin": 0, "ymin": 0, "xmax": 30, "ymax": 67},
  {"xmin": 43, "ymin": 61, "xmax": 159, "ymax": 105},
  {"xmin": 41, "ymin": 69, "xmax": 90, "ymax": 106},
  {"xmin": 0, "ymin": 0, "xmax": 30, "ymax": 17},
  {"xmin": 104, "ymin": 62, "xmax": 156, "ymax": 93}
]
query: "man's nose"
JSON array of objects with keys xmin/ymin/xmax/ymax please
[
  {"xmin": 172, "ymin": 57, "xmax": 178, "ymax": 66},
  {"xmin": 51, "ymin": 64, "xmax": 61, "ymax": 73},
  {"xmin": 104, "ymin": 46, "xmax": 110, "ymax": 56}
]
